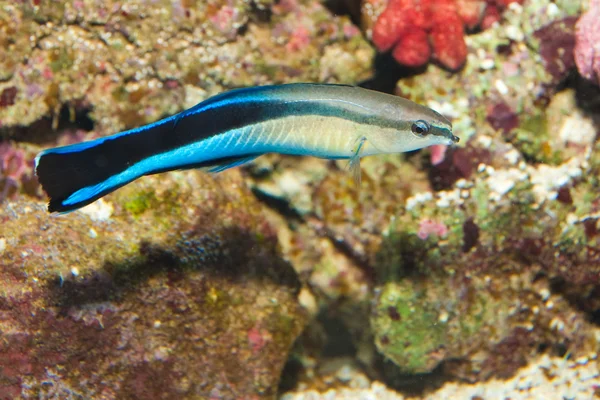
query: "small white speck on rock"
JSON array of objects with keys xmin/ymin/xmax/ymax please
[
  {"xmin": 79, "ymin": 199, "xmax": 113, "ymax": 222},
  {"xmin": 494, "ymin": 79, "xmax": 510, "ymax": 95}
]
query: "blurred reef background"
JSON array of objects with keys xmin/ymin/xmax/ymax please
[{"xmin": 1, "ymin": 0, "xmax": 600, "ymax": 398}]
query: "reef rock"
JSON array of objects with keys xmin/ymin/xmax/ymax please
[
  {"xmin": 0, "ymin": 0, "xmax": 373, "ymax": 133},
  {"xmin": 0, "ymin": 169, "xmax": 305, "ymax": 399}
]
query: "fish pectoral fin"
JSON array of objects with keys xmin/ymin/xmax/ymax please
[
  {"xmin": 203, "ymin": 154, "xmax": 262, "ymax": 173},
  {"xmin": 347, "ymin": 154, "xmax": 362, "ymax": 188},
  {"xmin": 346, "ymin": 136, "xmax": 367, "ymax": 189}
]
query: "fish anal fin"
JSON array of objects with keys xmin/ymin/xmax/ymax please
[{"xmin": 204, "ymin": 154, "xmax": 262, "ymax": 173}]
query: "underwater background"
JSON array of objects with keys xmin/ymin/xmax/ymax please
[{"xmin": 1, "ymin": 0, "xmax": 600, "ymax": 398}]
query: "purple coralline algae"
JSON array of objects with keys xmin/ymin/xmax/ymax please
[{"xmin": 575, "ymin": 0, "xmax": 600, "ymax": 84}]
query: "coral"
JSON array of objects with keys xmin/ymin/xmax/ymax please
[
  {"xmin": 575, "ymin": 0, "xmax": 600, "ymax": 84},
  {"xmin": 370, "ymin": 0, "xmax": 523, "ymax": 70},
  {"xmin": 416, "ymin": 218, "xmax": 448, "ymax": 239},
  {"xmin": 0, "ymin": 170, "xmax": 306, "ymax": 398}
]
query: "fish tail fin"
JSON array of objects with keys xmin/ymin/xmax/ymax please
[
  {"xmin": 36, "ymin": 115, "xmax": 183, "ymax": 213},
  {"xmin": 35, "ymin": 138, "xmax": 136, "ymax": 213}
]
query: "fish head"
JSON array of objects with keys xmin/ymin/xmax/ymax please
[
  {"xmin": 374, "ymin": 100, "xmax": 459, "ymax": 154},
  {"xmin": 407, "ymin": 112, "xmax": 458, "ymax": 147}
]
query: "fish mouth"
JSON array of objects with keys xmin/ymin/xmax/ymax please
[{"xmin": 435, "ymin": 127, "xmax": 459, "ymax": 144}]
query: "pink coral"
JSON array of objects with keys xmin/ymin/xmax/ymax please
[
  {"xmin": 0, "ymin": 142, "xmax": 42, "ymax": 202},
  {"xmin": 430, "ymin": 144, "xmax": 449, "ymax": 165},
  {"xmin": 575, "ymin": 0, "xmax": 600, "ymax": 84},
  {"xmin": 417, "ymin": 219, "xmax": 449, "ymax": 240},
  {"xmin": 286, "ymin": 26, "xmax": 311, "ymax": 52},
  {"xmin": 372, "ymin": 0, "xmax": 524, "ymax": 70},
  {"xmin": 1, "ymin": 144, "xmax": 26, "ymax": 181},
  {"xmin": 247, "ymin": 325, "xmax": 271, "ymax": 355}
]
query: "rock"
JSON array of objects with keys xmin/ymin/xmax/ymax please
[
  {"xmin": 0, "ymin": 0, "xmax": 373, "ymax": 134},
  {"xmin": 370, "ymin": 136, "xmax": 600, "ymax": 379},
  {"xmin": 0, "ymin": 169, "xmax": 305, "ymax": 399}
]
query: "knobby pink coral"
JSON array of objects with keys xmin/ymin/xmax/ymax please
[
  {"xmin": 372, "ymin": 0, "xmax": 524, "ymax": 70},
  {"xmin": 575, "ymin": 0, "xmax": 600, "ymax": 84}
]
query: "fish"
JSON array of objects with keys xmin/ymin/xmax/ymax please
[{"xmin": 35, "ymin": 83, "xmax": 459, "ymax": 213}]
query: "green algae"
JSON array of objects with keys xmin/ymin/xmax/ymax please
[
  {"xmin": 511, "ymin": 112, "xmax": 564, "ymax": 165},
  {"xmin": 49, "ymin": 47, "xmax": 74, "ymax": 73},
  {"xmin": 372, "ymin": 281, "xmax": 447, "ymax": 372},
  {"xmin": 124, "ymin": 189, "xmax": 157, "ymax": 216},
  {"xmin": 372, "ymin": 275, "xmax": 513, "ymax": 374}
]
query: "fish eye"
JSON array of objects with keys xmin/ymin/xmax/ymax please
[{"xmin": 411, "ymin": 120, "xmax": 430, "ymax": 136}]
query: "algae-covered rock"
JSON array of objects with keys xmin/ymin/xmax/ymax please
[
  {"xmin": 0, "ymin": 0, "xmax": 373, "ymax": 135},
  {"xmin": 371, "ymin": 275, "xmax": 511, "ymax": 374},
  {"xmin": 0, "ymin": 169, "xmax": 305, "ymax": 399},
  {"xmin": 369, "ymin": 135, "xmax": 600, "ymax": 379},
  {"xmin": 356, "ymin": 2, "xmax": 599, "ymax": 380}
]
